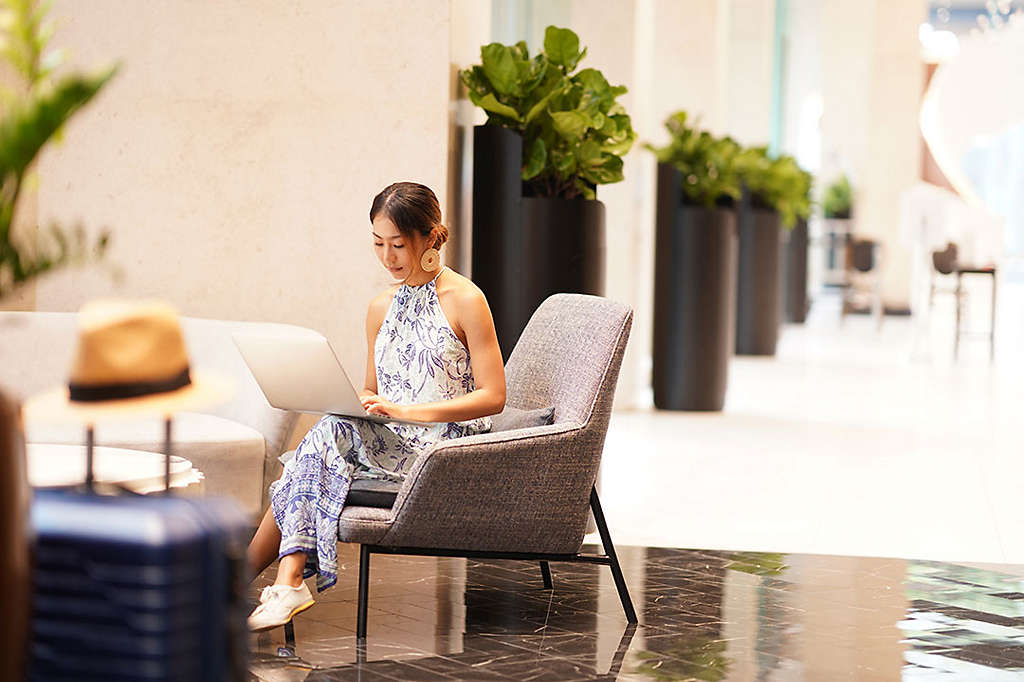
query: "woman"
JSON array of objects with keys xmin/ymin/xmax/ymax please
[{"xmin": 246, "ymin": 182, "xmax": 505, "ymax": 631}]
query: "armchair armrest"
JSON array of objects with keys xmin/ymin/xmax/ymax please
[{"xmin": 378, "ymin": 421, "xmax": 601, "ymax": 554}]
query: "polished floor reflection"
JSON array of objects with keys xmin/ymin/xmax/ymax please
[{"xmin": 248, "ymin": 543, "xmax": 1024, "ymax": 681}]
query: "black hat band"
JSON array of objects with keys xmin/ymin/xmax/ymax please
[{"xmin": 68, "ymin": 367, "xmax": 192, "ymax": 402}]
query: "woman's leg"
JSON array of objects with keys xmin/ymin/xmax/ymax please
[
  {"xmin": 247, "ymin": 504, "xmax": 308, "ymax": 586},
  {"xmin": 246, "ymin": 506, "xmax": 282, "ymax": 580}
]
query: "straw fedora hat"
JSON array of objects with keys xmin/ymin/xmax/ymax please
[{"xmin": 24, "ymin": 299, "xmax": 231, "ymax": 423}]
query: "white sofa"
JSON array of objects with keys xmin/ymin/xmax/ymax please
[{"xmin": 0, "ymin": 312, "xmax": 303, "ymax": 519}]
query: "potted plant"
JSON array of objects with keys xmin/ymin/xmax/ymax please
[
  {"xmin": 733, "ymin": 147, "xmax": 807, "ymax": 356},
  {"xmin": 784, "ymin": 167, "xmax": 813, "ymax": 323},
  {"xmin": 0, "ymin": 2, "xmax": 114, "ymax": 678},
  {"xmin": 645, "ymin": 111, "xmax": 741, "ymax": 411},
  {"xmin": 821, "ymin": 174, "xmax": 853, "ymax": 285},
  {"xmin": 460, "ymin": 26, "xmax": 635, "ymax": 359}
]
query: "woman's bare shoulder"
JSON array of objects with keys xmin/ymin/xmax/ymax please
[
  {"xmin": 438, "ymin": 268, "xmax": 486, "ymax": 303},
  {"xmin": 367, "ymin": 284, "xmax": 401, "ymax": 325}
]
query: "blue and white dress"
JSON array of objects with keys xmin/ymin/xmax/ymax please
[{"xmin": 269, "ymin": 267, "xmax": 490, "ymax": 590}]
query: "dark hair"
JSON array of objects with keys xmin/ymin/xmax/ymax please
[{"xmin": 369, "ymin": 182, "xmax": 449, "ymax": 249}]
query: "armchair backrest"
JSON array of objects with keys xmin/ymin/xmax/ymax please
[
  {"xmin": 378, "ymin": 295, "xmax": 633, "ymax": 555},
  {"xmin": 505, "ymin": 293, "xmax": 633, "ymax": 436}
]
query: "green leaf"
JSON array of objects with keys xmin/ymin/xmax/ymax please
[
  {"xmin": 481, "ymin": 43, "xmax": 519, "ymax": 96},
  {"xmin": 574, "ymin": 68, "xmax": 610, "ymax": 95},
  {"xmin": 578, "ymin": 139, "xmax": 603, "ymax": 167},
  {"xmin": 524, "ymin": 83, "xmax": 564, "ymax": 124},
  {"xmin": 551, "ymin": 148, "xmax": 577, "ymax": 175},
  {"xmin": 0, "ymin": 66, "xmax": 117, "ymax": 181},
  {"xmin": 581, "ymin": 155, "xmax": 623, "ymax": 185},
  {"xmin": 543, "ymin": 26, "xmax": 582, "ymax": 70},
  {"xmin": 469, "ymin": 92, "xmax": 521, "ymax": 122},
  {"xmin": 550, "ymin": 110, "xmax": 590, "ymax": 139},
  {"xmin": 522, "ymin": 137, "xmax": 546, "ymax": 180},
  {"xmin": 459, "ymin": 65, "xmax": 491, "ymax": 97},
  {"xmin": 574, "ymin": 177, "xmax": 596, "ymax": 199}
]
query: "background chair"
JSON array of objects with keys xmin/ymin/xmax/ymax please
[
  {"xmin": 326, "ymin": 293, "xmax": 636, "ymax": 642},
  {"xmin": 929, "ymin": 242, "xmax": 997, "ymax": 361},
  {"xmin": 840, "ymin": 238, "xmax": 883, "ymax": 330}
]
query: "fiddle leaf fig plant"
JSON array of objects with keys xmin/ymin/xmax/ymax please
[
  {"xmin": 460, "ymin": 25, "xmax": 635, "ymax": 200},
  {"xmin": 0, "ymin": 0, "xmax": 116, "ymax": 301},
  {"xmin": 645, "ymin": 111, "xmax": 742, "ymax": 208},
  {"xmin": 735, "ymin": 146, "xmax": 813, "ymax": 228}
]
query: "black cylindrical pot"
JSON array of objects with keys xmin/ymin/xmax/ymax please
[
  {"xmin": 736, "ymin": 204, "xmax": 782, "ymax": 355},
  {"xmin": 652, "ymin": 166, "xmax": 738, "ymax": 410},
  {"xmin": 785, "ymin": 218, "xmax": 809, "ymax": 323},
  {"xmin": 471, "ymin": 125, "xmax": 524, "ymax": 361},
  {"xmin": 520, "ymin": 197, "xmax": 605, "ymax": 342}
]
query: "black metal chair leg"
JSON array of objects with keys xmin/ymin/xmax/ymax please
[
  {"xmin": 283, "ymin": 620, "xmax": 296, "ymax": 652},
  {"xmin": 590, "ymin": 487, "xmax": 637, "ymax": 623},
  {"xmin": 356, "ymin": 545, "xmax": 370, "ymax": 640},
  {"xmin": 540, "ymin": 561, "xmax": 553, "ymax": 589}
]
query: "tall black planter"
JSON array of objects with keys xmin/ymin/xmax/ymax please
[
  {"xmin": 471, "ymin": 126, "xmax": 523, "ymax": 361},
  {"xmin": 652, "ymin": 164, "xmax": 737, "ymax": 411},
  {"xmin": 736, "ymin": 203, "xmax": 782, "ymax": 356},
  {"xmin": 785, "ymin": 218, "xmax": 809, "ymax": 323},
  {"xmin": 521, "ymin": 197, "xmax": 605, "ymax": 327},
  {"xmin": 472, "ymin": 125, "xmax": 606, "ymax": 360}
]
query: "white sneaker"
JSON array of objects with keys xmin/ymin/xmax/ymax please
[{"xmin": 248, "ymin": 582, "xmax": 315, "ymax": 632}]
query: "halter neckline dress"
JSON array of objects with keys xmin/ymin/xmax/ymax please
[{"xmin": 269, "ymin": 267, "xmax": 491, "ymax": 590}]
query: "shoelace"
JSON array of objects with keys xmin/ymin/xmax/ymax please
[{"xmin": 253, "ymin": 585, "xmax": 291, "ymax": 615}]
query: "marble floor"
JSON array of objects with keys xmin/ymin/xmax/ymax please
[
  {"xmin": 599, "ymin": 278, "xmax": 1024, "ymax": 565},
  {"xmin": 249, "ymin": 276, "xmax": 1024, "ymax": 680},
  {"xmin": 249, "ymin": 544, "xmax": 1024, "ymax": 681}
]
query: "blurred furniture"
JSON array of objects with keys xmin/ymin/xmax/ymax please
[
  {"xmin": 0, "ymin": 312, "xmax": 303, "ymax": 518},
  {"xmin": 929, "ymin": 243, "xmax": 997, "ymax": 361},
  {"xmin": 26, "ymin": 444, "xmax": 203, "ymax": 494},
  {"xmin": 785, "ymin": 218, "xmax": 810, "ymax": 323},
  {"xmin": 0, "ymin": 390, "xmax": 30, "ymax": 682},
  {"xmin": 331, "ymin": 294, "xmax": 636, "ymax": 640},
  {"xmin": 822, "ymin": 217, "xmax": 853, "ymax": 287},
  {"xmin": 840, "ymin": 238, "xmax": 883, "ymax": 329}
]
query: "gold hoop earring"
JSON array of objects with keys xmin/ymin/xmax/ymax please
[{"xmin": 420, "ymin": 248, "xmax": 440, "ymax": 272}]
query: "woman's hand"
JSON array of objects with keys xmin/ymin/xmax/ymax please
[{"xmin": 360, "ymin": 394, "xmax": 411, "ymax": 420}]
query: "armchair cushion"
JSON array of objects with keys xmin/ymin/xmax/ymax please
[
  {"xmin": 346, "ymin": 478, "xmax": 401, "ymax": 508},
  {"xmin": 489, "ymin": 405, "xmax": 555, "ymax": 432}
]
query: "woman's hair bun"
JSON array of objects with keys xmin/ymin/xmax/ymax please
[{"xmin": 434, "ymin": 223, "xmax": 450, "ymax": 248}]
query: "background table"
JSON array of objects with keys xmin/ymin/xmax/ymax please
[{"xmin": 26, "ymin": 444, "xmax": 203, "ymax": 494}]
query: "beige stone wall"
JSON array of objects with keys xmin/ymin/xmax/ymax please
[
  {"xmin": 34, "ymin": 0, "xmax": 451, "ymax": 378},
  {"xmin": 819, "ymin": 0, "xmax": 924, "ymax": 307}
]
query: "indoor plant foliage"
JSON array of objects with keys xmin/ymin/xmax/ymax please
[
  {"xmin": 735, "ymin": 146, "xmax": 812, "ymax": 228},
  {"xmin": 0, "ymin": 0, "xmax": 116, "ymax": 300},
  {"xmin": 459, "ymin": 25, "xmax": 635, "ymax": 199},
  {"xmin": 645, "ymin": 111, "xmax": 741, "ymax": 208},
  {"xmin": 822, "ymin": 173, "xmax": 852, "ymax": 219}
]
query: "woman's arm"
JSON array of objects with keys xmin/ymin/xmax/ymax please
[
  {"xmin": 359, "ymin": 292, "xmax": 390, "ymax": 399},
  {"xmin": 362, "ymin": 285, "xmax": 506, "ymax": 422}
]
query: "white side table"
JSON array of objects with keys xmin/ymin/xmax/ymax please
[{"xmin": 26, "ymin": 444, "xmax": 203, "ymax": 494}]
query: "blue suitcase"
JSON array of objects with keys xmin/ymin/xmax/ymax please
[{"xmin": 29, "ymin": 488, "xmax": 249, "ymax": 681}]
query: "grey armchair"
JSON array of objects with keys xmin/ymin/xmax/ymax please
[{"xmin": 328, "ymin": 293, "xmax": 636, "ymax": 641}]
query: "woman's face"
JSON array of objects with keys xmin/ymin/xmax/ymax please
[{"xmin": 372, "ymin": 214, "xmax": 425, "ymax": 281}]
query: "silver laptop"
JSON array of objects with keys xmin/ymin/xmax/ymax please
[{"xmin": 232, "ymin": 329, "xmax": 430, "ymax": 426}]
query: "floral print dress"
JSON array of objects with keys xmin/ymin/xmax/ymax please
[{"xmin": 269, "ymin": 267, "xmax": 490, "ymax": 591}]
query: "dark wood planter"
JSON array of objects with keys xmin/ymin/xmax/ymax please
[
  {"xmin": 736, "ymin": 202, "xmax": 782, "ymax": 356},
  {"xmin": 0, "ymin": 389, "xmax": 30, "ymax": 682},
  {"xmin": 784, "ymin": 218, "xmax": 809, "ymax": 323},
  {"xmin": 472, "ymin": 125, "xmax": 605, "ymax": 360},
  {"xmin": 652, "ymin": 164, "xmax": 737, "ymax": 411}
]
